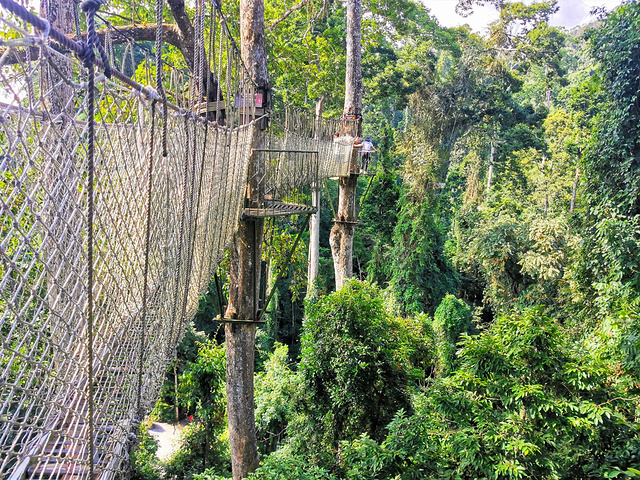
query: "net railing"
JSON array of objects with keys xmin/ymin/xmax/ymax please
[
  {"xmin": 0, "ymin": 0, "xmax": 357, "ymax": 477},
  {"xmin": 0, "ymin": 12, "xmax": 254, "ymax": 479}
]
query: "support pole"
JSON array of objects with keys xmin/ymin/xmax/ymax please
[
  {"xmin": 329, "ymin": 0, "xmax": 363, "ymax": 290},
  {"xmin": 224, "ymin": 0, "xmax": 268, "ymax": 476}
]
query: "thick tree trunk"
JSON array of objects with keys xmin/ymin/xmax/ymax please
[
  {"xmin": 40, "ymin": 0, "xmax": 74, "ymax": 114},
  {"xmin": 330, "ymin": 176, "xmax": 358, "ymax": 288},
  {"xmin": 307, "ymin": 97, "xmax": 324, "ymax": 296},
  {"xmin": 329, "ymin": 0, "xmax": 362, "ymax": 290},
  {"xmin": 224, "ymin": 0, "xmax": 267, "ymax": 477},
  {"xmin": 342, "ymin": 0, "xmax": 363, "ymax": 118}
]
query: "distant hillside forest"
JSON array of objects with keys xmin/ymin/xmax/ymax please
[{"xmin": 134, "ymin": 1, "xmax": 640, "ymax": 479}]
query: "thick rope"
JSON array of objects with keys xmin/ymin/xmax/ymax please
[
  {"xmin": 138, "ymin": 100, "xmax": 157, "ymax": 414},
  {"xmin": 82, "ymin": 31, "xmax": 96, "ymax": 480},
  {"xmin": 81, "ymin": 0, "xmax": 111, "ymax": 79},
  {"xmin": 0, "ymin": 0, "xmax": 196, "ymax": 117},
  {"xmin": 155, "ymin": 0, "xmax": 168, "ymax": 156}
]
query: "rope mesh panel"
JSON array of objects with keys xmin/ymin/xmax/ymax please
[
  {"xmin": 0, "ymin": 19, "xmax": 254, "ymax": 478},
  {"xmin": 0, "ymin": 5, "xmax": 354, "ymax": 478}
]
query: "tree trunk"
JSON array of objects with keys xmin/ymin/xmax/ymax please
[
  {"xmin": 224, "ymin": 0, "xmax": 267, "ymax": 477},
  {"xmin": 41, "ymin": 0, "xmax": 79, "ymax": 367},
  {"xmin": 308, "ymin": 184, "xmax": 320, "ymax": 291},
  {"xmin": 329, "ymin": 0, "xmax": 362, "ymax": 291},
  {"xmin": 40, "ymin": 0, "xmax": 74, "ymax": 114},
  {"xmin": 570, "ymin": 166, "xmax": 579, "ymax": 214},
  {"xmin": 307, "ymin": 97, "xmax": 324, "ymax": 296},
  {"xmin": 545, "ymin": 157, "xmax": 553, "ymax": 216},
  {"xmin": 486, "ymin": 141, "xmax": 494, "ymax": 194}
]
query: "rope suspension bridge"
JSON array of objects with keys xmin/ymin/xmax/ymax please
[{"xmin": 0, "ymin": 0, "xmax": 360, "ymax": 476}]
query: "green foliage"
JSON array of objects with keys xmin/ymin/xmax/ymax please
[
  {"xmin": 584, "ymin": 2, "xmax": 640, "ymax": 216},
  {"xmin": 164, "ymin": 422, "xmax": 231, "ymax": 480},
  {"xmin": 298, "ymin": 281, "xmax": 414, "ymax": 465},
  {"xmin": 247, "ymin": 449, "xmax": 336, "ymax": 480},
  {"xmin": 390, "ymin": 195, "xmax": 458, "ymax": 316},
  {"xmin": 254, "ymin": 343, "xmax": 302, "ymax": 454},
  {"xmin": 433, "ymin": 294, "xmax": 472, "ymax": 374},
  {"xmin": 359, "ymin": 171, "xmax": 400, "ymax": 287},
  {"xmin": 152, "ymin": 326, "xmax": 211, "ymax": 425},
  {"xmin": 340, "ymin": 308, "xmax": 640, "ymax": 479},
  {"xmin": 164, "ymin": 341, "xmax": 230, "ymax": 479},
  {"xmin": 193, "ymin": 470, "xmax": 231, "ymax": 480},
  {"xmin": 177, "ymin": 341, "xmax": 226, "ymax": 421},
  {"xmin": 433, "ymin": 294, "xmax": 472, "ymax": 341},
  {"xmin": 130, "ymin": 423, "xmax": 163, "ymax": 480}
]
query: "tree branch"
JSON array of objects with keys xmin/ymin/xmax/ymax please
[
  {"xmin": 98, "ymin": 23, "xmax": 188, "ymax": 58},
  {"xmin": 267, "ymin": 0, "xmax": 313, "ymax": 31},
  {"xmin": 167, "ymin": 0, "xmax": 196, "ymax": 70},
  {"xmin": 1, "ymin": 24, "xmax": 187, "ymax": 67}
]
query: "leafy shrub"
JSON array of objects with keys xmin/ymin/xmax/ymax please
[
  {"xmin": 433, "ymin": 294, "xmax": 472, "ymax": 374},
  {"xmin": 254, "ymin": 343, "xmax": 302, "ymax": 454},
  {"xmin": 297, "ymin": 280, "xmax": 414, "ymax": 466},
  {"xmin": 164, "ymin": 422, "xmax": 231, "ymax": 480},
  {"xmin": 340, "ymin": 308, "xmax": 640, "ymax": 479},
  {"xmin": 247, "ymin": 449, "xmax": 336, "ymax": 480},
  {"xmin": 165, "ymin": 341, "xmax": 230, "ymax": 479},
  {"xmin": 130, "ymin": 423, "xmax": 162, "ymax": 480}
]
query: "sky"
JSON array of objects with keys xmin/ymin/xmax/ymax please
[{"xmin": 422, "ymin": 0, "xmax": 625, "ymax": 34}]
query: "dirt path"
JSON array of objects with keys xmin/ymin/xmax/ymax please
[{"xmin": 147, "ymin": 421, "xmax": 186, "ymax": 461}]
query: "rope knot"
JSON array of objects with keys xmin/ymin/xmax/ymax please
[
  {"xmin": 144, "ymin": 86, "xmax": 161, "ymax": 102},
  {"xmin": 78, "ymin": 41, "xmax": 95, "ymax": 69},
  {"xmin": 80, "ymin": 0, "xmax": 104, "ymax": 14},
  {"xmin": 36, "ymin": 19, "xmax": 51, "ymax": 46},
  {"xmin": 80, "ymin": 0, "xmax": 112, "ymax": 78}
]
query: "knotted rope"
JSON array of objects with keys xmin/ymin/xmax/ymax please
[
  {"xmin": 77, "ymin": 1, "xmax": 110, "ymax": 475},
  {"xmin": 155, "ymin": 0, "xmax": 168, "ymax": 156},
  {"xmin": 79, "ymin": 0, "xmax": 111, "ymax": 78}
]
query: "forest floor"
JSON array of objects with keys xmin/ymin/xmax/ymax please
[{"xmin": 148, "ymin": 421, "xmax": 186, "ymax": 461}]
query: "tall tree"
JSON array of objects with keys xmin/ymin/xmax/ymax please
[
  {"xmin": 307, "ymin": 97, "xmax": 324, "ymax": 297},
  {"xmin": 223, "ymin": 0, "xmax": 268, "ymax": 477},
  {"xmin": 329, "ymin": 0, "xmax": 363, "ymax": 290}
]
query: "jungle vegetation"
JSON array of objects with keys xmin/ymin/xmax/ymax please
[{"xmin": 133, "ymin": 0, "xmax": 640, "ymax": 478}]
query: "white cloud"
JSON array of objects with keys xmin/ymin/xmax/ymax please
[{"xmin": 420, "ymin": 0, "xmax": 624, "ymax": 34}]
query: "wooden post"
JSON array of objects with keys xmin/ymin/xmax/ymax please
[
  {"xmin": 329, "ymin": 0, "xmax": 363, "ymax": 290},
  {"xmin": 224, "ymin": 0, "xmax": 267, "ymax": 477}
]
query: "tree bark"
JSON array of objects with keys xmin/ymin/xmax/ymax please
[
  {"xmin": 224, "ymin": 0, "xmax": 267, "ymax": 477},
  {"xmin": 342, "ymin": 0, "xmax": 363, "ymax": 118},
  {"xmin": 486, "ymin": 140, "xmax": 494, "ymax": 194},
  {"xmin": 329, "ymin": 0, "xmax": 362, "ymax": 291},
  {"xmin": 570, "ymin": 166, "xmax": 579, "ymax": 214},
  {"xmin": 40, "ymin": 0, "xmax": 74, "ymax": 114},
  {"xmin": 307, "ymin": 97, "xmax": 324, "ymax": 296}
]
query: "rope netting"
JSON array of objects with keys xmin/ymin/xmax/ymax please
[
  {"xmin": 0, "ymin": 0, "xmax": 356, "ymax": 477},
  {"xmin": 0, "ymin": 9, "xmax": 255, "ymax": 478}
]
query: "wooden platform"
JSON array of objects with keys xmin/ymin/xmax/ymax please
[
  {"xmin": 214, "ymin": 316, "xmax": 267, "ymax": 325},
  {"xmin": 243, "ymin": 201, "xmax": 317, "ymax": 218}
]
